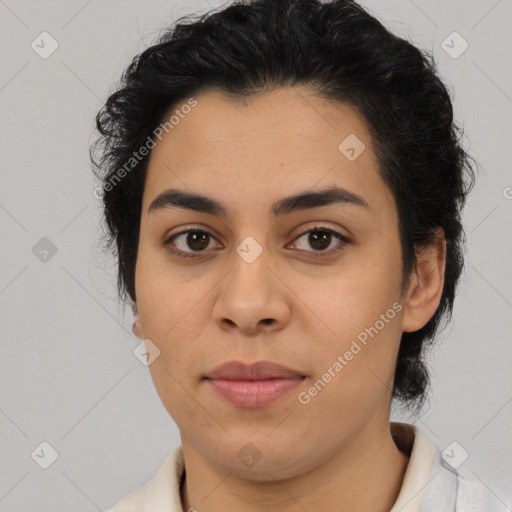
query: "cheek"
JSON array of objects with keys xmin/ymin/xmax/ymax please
[
  {"xmin": 135, "ymin": 244, "xmax": 208, "ymax": 336},
  {"xmin": 298, "ymin": 309, "xmax": 403, "ymax": 430},
  {"xmin": 299, "ymin": 250, "xmax": 403, "ymax": 389},
  {"xmin": 301, "ymin": 253, "xmax": 402, "ymax": 340},
  {"xmin": 148, "ymin": 359, "xmax": 213, "ymax": 433},
  {"xmin": 135, "ymin": 247, "xmax": 221, "ymax": 377}
]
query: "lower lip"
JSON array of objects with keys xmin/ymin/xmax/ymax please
[{"xmin": 205, "ymin": 377, "xmax": 305, "ymax": 408}]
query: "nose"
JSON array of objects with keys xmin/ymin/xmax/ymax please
[{"xmin": 212, "ymin": 247, "xmax": 291, "ymax": 335}]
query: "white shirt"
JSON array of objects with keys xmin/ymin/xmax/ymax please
[{"xmin": 106, "ymin": 421, "xmax": 512, "ymax": 511}]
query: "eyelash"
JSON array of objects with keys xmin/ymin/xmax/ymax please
[{"xmin": 163, "ymin": 225, "xmax": 351, "ymax": 259}]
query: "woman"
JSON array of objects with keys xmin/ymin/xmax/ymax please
[{"xmin": 91, "ymin": 0, "xmax": 512, "ymax": 510}]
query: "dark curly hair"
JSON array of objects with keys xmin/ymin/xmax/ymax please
[{"xmin": 90, "ymin": 0, "xmax": 475, "ymax": 416}]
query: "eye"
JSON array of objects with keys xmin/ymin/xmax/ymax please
[
  {"xmin": 163, "ymin": 225, "xmax": 350, "ymax": 259},
  {"xmin": 164, "ymin": 229, "xmax": 222, "ymax": 257},
  {"xmin": 288, "ymin": 226, "xmax": 350, "ymax": 257}
]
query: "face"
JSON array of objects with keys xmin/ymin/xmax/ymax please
[{"xmin": 133, "ymin": 87, "xmax": 412, "ymax": 480}]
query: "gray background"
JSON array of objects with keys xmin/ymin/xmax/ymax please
[{"xmin": 0, "ymin": 0, "xmax": 511, "ymax": 510}]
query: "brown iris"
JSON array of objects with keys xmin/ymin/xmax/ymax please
[
  {"xmin": 308, "ymin": 230, "xmax": 332, "ymax": 251},
  {"xmin": 186, "ymin": 231, "xmax": 210, "ymax": 251}
]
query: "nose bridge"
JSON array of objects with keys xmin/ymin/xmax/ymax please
[{"xmin": 228, "ymin": 234, "xmax": 274, "ymax": 300}]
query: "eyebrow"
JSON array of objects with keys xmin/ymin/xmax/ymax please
[{"xmin": 148, "ymin": 185, "xmax": 369, "ymax": 218}]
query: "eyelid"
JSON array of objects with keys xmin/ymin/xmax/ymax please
[
  {"xmin": 289, "ymin": 221, "xmax": 351, "ymax": 242},
  {"xmin": 163, "ymin": 223, "xmax": 222, "ymax": 245}
]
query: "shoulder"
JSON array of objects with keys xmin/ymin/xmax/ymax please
[
  {"xmin": 390, "ymin": 423, "xmax": 512, "ymax": 512},
  {"xmin": 105, "ymin": 446, "xmax": 185, "ymax": 512},
  {"xmin": 455, "ymin": 466, "xmax": 512, "ymax": 512},
  {"xmin": 104, "ymin": 486, "xmax": 144, "ymax": 512},
  {"xmin": 422, "ymin": 443, "xmax": 512, "ymax": 512}
]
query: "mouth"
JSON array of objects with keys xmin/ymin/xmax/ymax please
[
  {"xmin": 204, "ymin": 376, "xmax": 306, "ymax": 408},
  {"xmin": 203, "ymin": 360, "xmax": 306, "ymax": 408},
  {"xmin": 204, "ymin": 359, "xmax": 306, "ymax": 380}
]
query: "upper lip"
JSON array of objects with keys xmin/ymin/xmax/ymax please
[{"xmin": 204, "ymin": 360, "xmax": 306, "ymax": 380}]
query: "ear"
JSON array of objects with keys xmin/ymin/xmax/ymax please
[
  {"xmin": 131, "ymin": 300, "xmax": 143, "ymax": 339},
  {"xmin": 402, "ymin": 228, "xmax": 447, "ymax": 333}
]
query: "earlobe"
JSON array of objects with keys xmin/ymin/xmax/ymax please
[
  {"xmin": 131, "ymin": 301, "xmax": 143, "ymax": 339},
  {"xmin": 402, "ymin": 228, "xmax": 447, "ymax": 333}
]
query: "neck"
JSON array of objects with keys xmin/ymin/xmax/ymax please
[{"xmin": 180, "ymin": 419, "xmax": 410, "ymax": 512}]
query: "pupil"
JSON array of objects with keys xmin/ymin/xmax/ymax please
[
  {"xmin": 188, "ymin": 231, "xmax": 209, "ymax": 250},
  {"xmin": 309, "ymin": 230, "xmax": 331, "ymax": 250}
]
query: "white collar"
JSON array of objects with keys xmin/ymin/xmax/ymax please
[{"xmin": 389, "ymin": 421, "xmax": 436, "ymax": 511}]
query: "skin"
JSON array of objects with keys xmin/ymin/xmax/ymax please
[{"xmin": 132, "ymin": 86, "xmax": 446, "ymax": 512}]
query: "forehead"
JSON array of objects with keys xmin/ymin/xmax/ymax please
[{"xmin": 142, "ymin": 87, "xmax": 394, "ymax": 219}]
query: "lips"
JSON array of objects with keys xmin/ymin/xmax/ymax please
[
  {"xmin": 203, "ymin": 360, "xmax": 306, "ymax": 408},
  {"xmin": 204, "ymin": 360, "xmax": 306, "ymax": 380}
]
